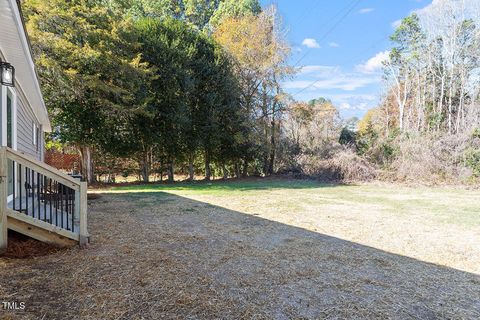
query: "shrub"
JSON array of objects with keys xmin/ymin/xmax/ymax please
[
  {"xmin": 296, "ymin": 147, "xmax": 377, "ymax": 182},
  {"xmin": 465, "ymin": 148, "xmax": 480, "ymax": 177},
  {"xmin": 472, "ymin": 128, "xmax": 480, "ymax": 139},
  {"xmin": 339, "ymin": 127, "xmax": 357, "ymax": 147},
  {"xmin": 388, "ymin": 133, "xmax": 473, "ymax": 184}
]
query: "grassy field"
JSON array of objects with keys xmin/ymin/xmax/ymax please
[
  {"xmin": 109, "ymin": 178, "xmax": 480, "ymax": 227},
  {"xmin": 2, "ymin": 178, "xmax": 479, "ymax": 319},
  {"xmin": 105, "ymin": 178, "xmax": 480, "ymax": 272}
]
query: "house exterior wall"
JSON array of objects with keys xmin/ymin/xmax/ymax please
[
  {"xmin": 0, "ymin": 1, "xmax": 51, "ymax": 163},
  {"xmin": 16, "ymin": 91, "xmax": 43, "ymax": 161},
  {"xmin": 0, "ymin": 49, "xmax": 44, "ymax": 162}
]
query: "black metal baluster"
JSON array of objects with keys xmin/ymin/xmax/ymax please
[
  {"xmin": 43, "ymin": 175, "xmax": 47, "ymax": 221},
  {"xmin": 25, "ymin": 168, "xmax": 29, "ymax": 215},
  {"xmin": 71, "ymin": 188, "xmax": 75, "ymax": 233},
  {"xmin": 60, "ymin": 184, "xmax": 64, "ymax": 229},
  {"xmin": 19, "ymin": 164, "xmax": 22, "ymax": 213},
  {"xmin": 66, "ymin": 186, "xmax": 69, "ymax": 231},
  {"xmin": 31, "ymin": 170, "xmax": 35, "ymax": 218},
  {"xmin": 37, "ymin": 172, "xmax": 41, "ymax": 220},
  {"xmin": 55, "ymin": 182, "xmax": 59, "ymax": 227},
  {"xmin": 49, "ymin": 179, "xmax": 53, "ymax": 224}
]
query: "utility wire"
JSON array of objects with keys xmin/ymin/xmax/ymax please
[
  {"xmin": 290, "ymin": 0, "xmax": 324, "ymax": 27},
  {"xmin": 291, "ymin": 34, "xmax": 391, "ymax": 98},
  {"xmin": 292, "ymin": 0, "xmax": 363, "ymax": 68}
]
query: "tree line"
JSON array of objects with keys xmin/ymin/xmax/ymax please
[
  {"xmin": 26, "ymin": 0, "xmax": 478, "ymax": 184},
  {"xmin": 23, "ymin": 0, "xmax": 292, "ymax": 183},
  {"xmin": 383, "ymin": 11, "xmax": 480, "ymax": 134},
  {"xmin": 355, "ymin": 1, "xmax": 480, "ymax": 182}
]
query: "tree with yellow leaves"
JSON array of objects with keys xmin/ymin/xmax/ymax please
[{"xmin": 214, "ymin": 7, "xmax": 293, "ymax": 174}]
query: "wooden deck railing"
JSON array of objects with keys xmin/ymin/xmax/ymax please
[{"xmin": 0, "ymin": 147, "xmax": 88, "ymax": 251}]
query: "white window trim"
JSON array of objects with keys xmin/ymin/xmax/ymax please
[
  {"xmin": 1, "ymin": 86, "xmax": 17, "ymax": 202},
  {"xmin": 33, "ymin": 120, "xmax": 37, "ymax": 146},
  {"xmin": 1, "ymin": 86, "xmax": 17, "ymax": 150}
]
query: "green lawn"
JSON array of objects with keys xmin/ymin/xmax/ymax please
[
  {"xmin": 108, "ymin": 178, "xmax": 480, "ymax": 227},
  {"xmin": 98, "ymin": 177, "xmax": 480, "ymax": 277}
]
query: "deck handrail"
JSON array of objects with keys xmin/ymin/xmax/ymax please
[
  {"xmin": 0, "ymin": 147, "xmax": 88, "ymax": 251},
  {"xmin": 5, "ymin": 147, "xmax": 81, "ymax": 190}
]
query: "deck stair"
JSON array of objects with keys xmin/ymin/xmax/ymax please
[{"xmin": 0, "ymin": 147, "xmax": 88, "ymax": 251}]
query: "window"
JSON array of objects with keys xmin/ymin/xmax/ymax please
[
  {"xmin": 1, "ymin": 86, "xmax": 16, "ymax": 149},
  {"xmin": 36, "ymin": 126, "xmax": 40, "ymax": 151},
  {"xmin": 33, "ymin": 121, "xmax": 40, "ymax": 150},
  {"xmin": 7, "ymin": 92, "xmax": 12, "ymax": 148},
  {"xmin": 32, "ymin": 121, "xmax": 37, "ymax": 145}
]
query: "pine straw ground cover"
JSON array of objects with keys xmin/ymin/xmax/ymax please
[{"xmin": 1, "ymin": 178, "xmax": 479, "ymax": 319}]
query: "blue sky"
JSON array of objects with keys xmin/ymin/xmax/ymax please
[{"xmin": 260, "ymin": 0, "xmax": 432, "ymax": 119}]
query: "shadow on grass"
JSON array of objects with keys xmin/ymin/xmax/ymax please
[
  {"xmin": 105, "ymin": 176, "xmax": 347, "ymax": 194},
  {"xmin": 92, "ymin": 191, "xmax": 480, "ymax": 319},
  {"xmin": 2, "ymin": 190, "xmax": 478, "ymax": 319}
]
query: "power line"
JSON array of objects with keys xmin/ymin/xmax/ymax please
[
  {"xmin": 291, "ymin": 0, "xmax": 324, "ymax": 27},
  {"xmin": 291, "ymin": 34, "xmax": 391, "ymax": 98},
  {"xmin": 292, "ymin": 0, "xmax": 363, "ymax": 68}
]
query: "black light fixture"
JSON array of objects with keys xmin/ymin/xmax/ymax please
[{"xmin": 0, "ymin": 61, "xmax": 15, "ymax": 87}]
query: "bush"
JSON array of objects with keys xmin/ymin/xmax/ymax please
[
  {"xmin": 465, "ymin": 148, "xmax": 480, "ymax": 177},
  {"xmin": 339, "ymin": 127, "xmax": 357, "ymax": 147},
  {"xmin": 296, "ymin": 147, "xmax": 377, "ymax": 182},
  {"xmin": 388, "ymin": 133, "xmax": 474, "ymax": 184},
  {"xmin": 472, "ymin": 128, "xmax": 480, "ymax": 139}
]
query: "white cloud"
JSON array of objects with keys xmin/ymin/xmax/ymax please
[
  {"xmin": 302, "ymin": 93, "xmax": 378, "ymax": 117},
  {"xmin": 391, "ymin": 19, "xmax": 402, "ymax": 29},
  {"xmin": 334, "ymin": 97, "xmax": 376, "ymax": 113},
  {"xmin": 356, "ymin": 51, "xmax": 390, "ymax": 73},
  {"xmin": 358, "ymin": 8, "xmax": 375, "ymax": 14},
  {"xmin": 299, "ymin": 65, "xmax": 339, "ymax": 76},
  {"xmin": 327, "ymin": 94, "xmax": 377, "ymax": 102},
  {"xmin": 286, "ymin": 65, "xmax": 382, "ymax": 91},
  {"xmin": 284, "ymin": 75, "xmax": 380, "ymax": 91},
  {"xmin": 328, "ymin": 42, "xmax": 340, "ymax": 48},
  {"xmin": 302, "ymin": 38, "xmax": 321, "ymax": 49},
  {"xmin": 283, "ymin": 64, "xmax": 381, "ymax": 118}
]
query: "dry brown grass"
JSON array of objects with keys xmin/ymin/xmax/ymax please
[
  {"xmin": 0, "ymin": 180, "xmax": 479, "ymax": 319},
  {"xmin": 1, "ymin": 232, "xmax": 64, "ymax": 259}
]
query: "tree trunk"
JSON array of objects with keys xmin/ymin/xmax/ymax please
[
  {"xmin": 234, "ymin": 162, "xmax": 240, "ymax": 178},
  {"xmin": 160, "ymin": 160, "xmax": 164, "ymax": 182},
  {"xmin": 261, "ymin": 84, "xmax": 269, "ymax": 175},
  {"xmin": 242, "ymin": 158, "xmax": 248, "ymax": 177},
  {"xmin": 205, "ymin": 150, "xmax": 211, "ymax": 181},
  {"xmin": 78, "ymin": 146, "xmax": 94, "ymax": 184},
  {"xmin": 188, "ymin": 154, "xmax": 194, "ymax": 181},
  {"xmin": 139, "ymin": 150, "xmax": 151, "ymax": 183},
  {"xmin": 222, "ymin": 162, "xmax": 228, "ymax": 180},
  {"xmin": 268, "ymin": 119, "xmax": 276, "ymax": 175},
  {"xmin": 167, "ymin": 160, "xmax": 174, "ymax": 182}
]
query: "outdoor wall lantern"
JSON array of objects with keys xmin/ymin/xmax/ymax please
[{"xmin": 0, "ymin": 61, "xmax": 15, "ymax": 87}]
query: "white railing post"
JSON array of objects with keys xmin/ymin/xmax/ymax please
[
  {"xmin": 79, "ymin": 181, "xmax": 88, "ymax": 246},
  {"xmin": 0, "ymin": 147, "xmax": 8, "ymax": 252}
]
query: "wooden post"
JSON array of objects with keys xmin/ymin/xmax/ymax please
[
  {"xmin": 79, "ymin": 181, "xmax": 88, "ymax": 246},
  {"xmin": 0, "ymin": 147, "xmax": 8, "ymax": 253}
]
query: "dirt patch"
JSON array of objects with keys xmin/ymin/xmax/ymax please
[
  {"xmin": 87, "ymin": 193, "xmax": 102, "ymax": 200},
  {"xmin": 1, "ymin": 232, "xmax": 64, "ymax": 259}
]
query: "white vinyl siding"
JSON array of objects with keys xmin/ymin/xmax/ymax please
[{"xmin": 16, "ymin": 95, "xmax": 42, "ymax": 160}]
